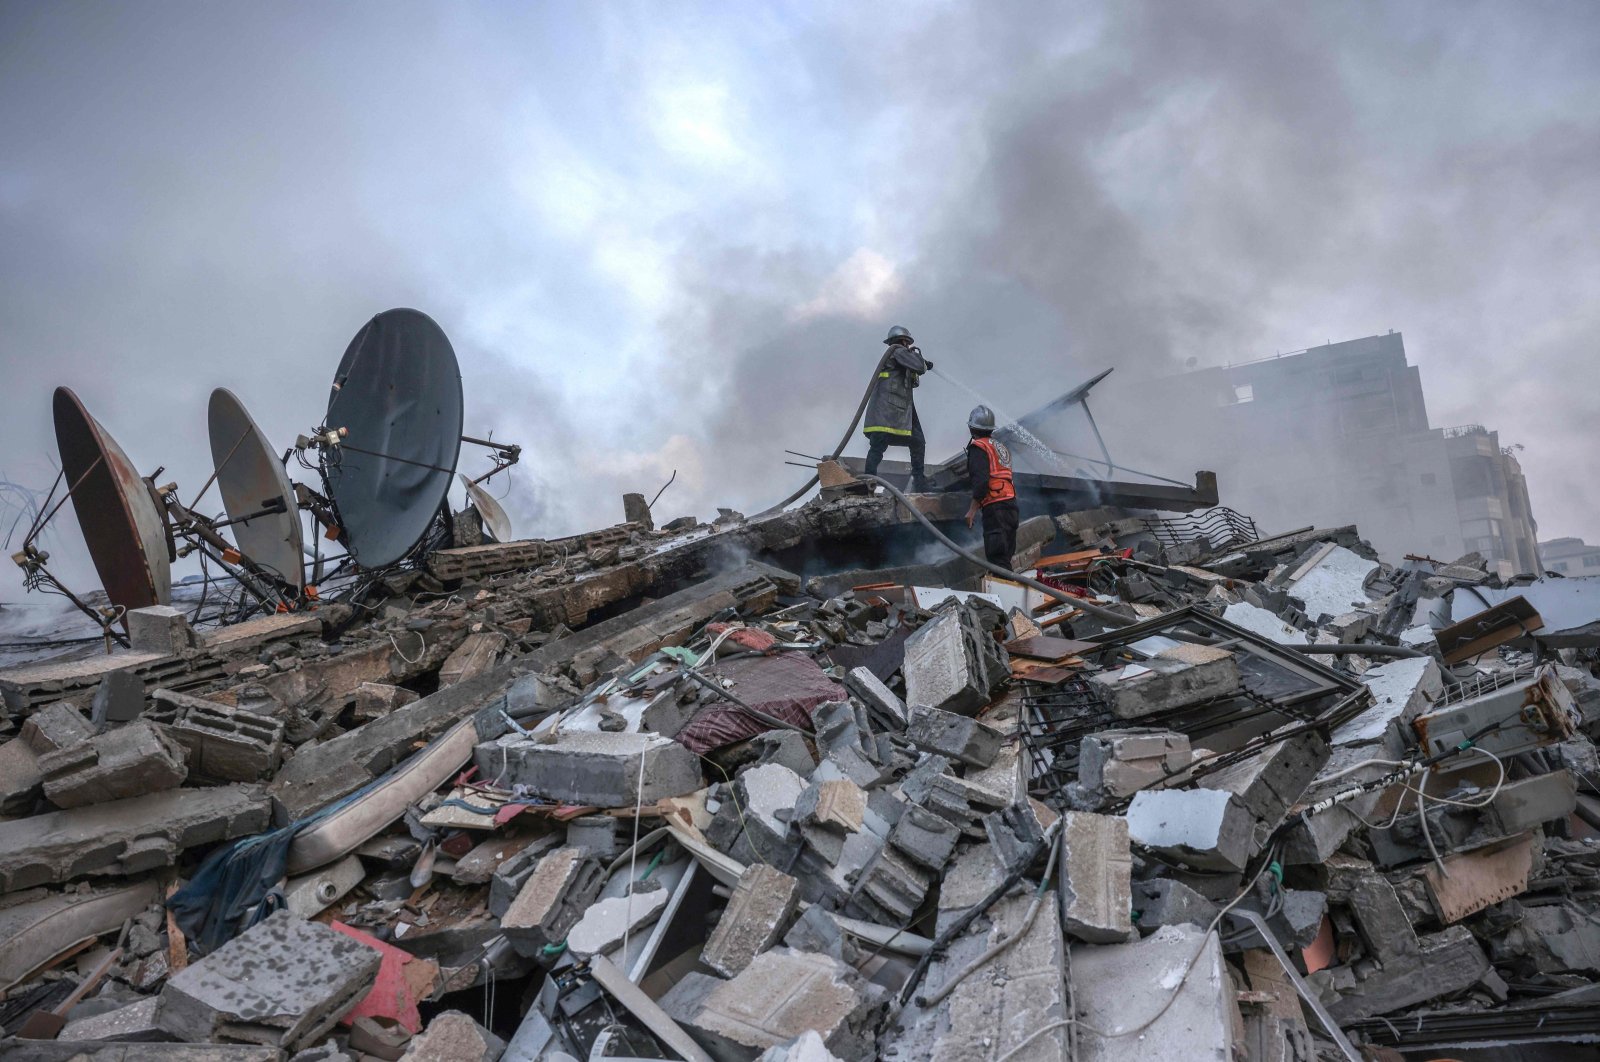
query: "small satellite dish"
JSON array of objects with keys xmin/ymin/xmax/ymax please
[
  {"xmin": 460, "ymin": 473, "xmax": 513, "ymax": 543},
  {"xmin": 323, "ymin": 309, "xmax": 464, "ymax": 569},
  {"xmin": 208, "ymin": 388, "xmax": 305, "ymax": 589},
  {"xmin": 52, "ymin": 387, "xmax": 171, "ymax": 612}
]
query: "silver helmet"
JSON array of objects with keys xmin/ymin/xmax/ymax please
[
  {"xmin": 884, "ymin": 325, "xmax": 913, "ymax": 345},
  {"xmin": 968, "ymin": 404, "xmax": 996, "ymax": 432}
]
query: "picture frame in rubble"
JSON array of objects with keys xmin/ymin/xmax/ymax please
[
  {"xmin": 317, "ymin": 308, "xmax": 464, "ymax": 570},
  {"xmin": 1021, "ymin": 606, "xmax": 1370, "ymax": 805}
]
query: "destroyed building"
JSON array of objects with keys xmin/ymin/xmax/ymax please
[
  {"xmin": 4, "ymin": 313, "xmax": 1600, "ymax": 1062},
  {"xmin": 1132, "ymin": 332, "xmax": 1543, "ymax": 577}
]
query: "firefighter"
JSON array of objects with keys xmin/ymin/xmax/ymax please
[
  {"xmin": 863, "ymin": 325, "xmax": 932, "ymax": 492},
  {"xmin": 964, "ymin": 405, "xmax": 1019, "ymax": 569}
]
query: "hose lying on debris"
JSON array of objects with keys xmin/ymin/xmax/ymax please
[
  {"xmin": 860, "ymin": 474, "xmax": 1137, "ymax": 628},
  {"xmin": 1286, "ymin": 642, "xmax": 1428, "ymax": 659}
]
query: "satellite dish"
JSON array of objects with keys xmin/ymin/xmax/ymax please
[
  {"xmin": 208, "ymin": 388, "xmax": 305, "ymax": 589},
  {"xmin": 52, "ymin": 387, "xmax": 171, "ymax": 613},
  {"xmin": 324, "ymin": 309, "xmax": 463, "ymax": 569},
  {"xmin": 460, "ymin": 473, "xmax": 513, "ymax": 543}
]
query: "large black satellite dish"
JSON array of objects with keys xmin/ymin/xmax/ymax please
[
  {"xmin": 208, "ymin": 388, "xmax": 305, "ymax": 589},
  {"xmin": 324, "ymin": 309, "xmax": 463, "ymax": 569},
  {"xmin": 52, "ymin": 387, "xmax": 172, "ymax": 614}
]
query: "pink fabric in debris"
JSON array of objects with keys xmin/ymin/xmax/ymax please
[
  {"xmin": 674, "ymin": 651, "xmax": 845, "ymax": 755},
  {"xmin": 707, "ymin": 623, "xmax": 779, "ymax": 652}
]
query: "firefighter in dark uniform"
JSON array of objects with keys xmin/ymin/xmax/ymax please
[
  {"xmin": 863, "ymin": 325, "xmax": 932, "ymax": 492},
  {"xmin": 964, "ymin": 405, "xmax": 1020, "ymax": 569}
]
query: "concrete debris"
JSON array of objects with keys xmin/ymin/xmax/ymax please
[
  {"xmin": 159, "ymin": 911, "xmax": 380, "ymax": 1052},
  {"xmin": 3, "ymin": 478, "xmax": 1598, "ymax": 1059}
]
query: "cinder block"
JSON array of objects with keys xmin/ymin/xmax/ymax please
[
  {"xmin": 1078, "ymin": 729, "xmax": 1191, "ymax": 799},
  {"xmin": 704, "ymin": 864, "xmax": 801, "ymax": 977},
  {"xmin": 38, "ymin": 719, "xmax": 187, "ymax": 808},
  {"xmin": 904, "ymin": 705, "xmax": 1002, "ymax": 768},
  {"xmin": 126, "ymin": 605, "xmax": 199, "ymax": 654},
  {"xmin": 1058, "ymin": 811, "xmax": 1133, "ymax": 943}
]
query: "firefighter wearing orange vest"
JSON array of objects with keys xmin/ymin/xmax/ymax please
[{"xmin": 964, "ymin": 405, "xmax": 1019, "ymax": 569}]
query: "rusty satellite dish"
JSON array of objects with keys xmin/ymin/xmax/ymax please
[
  {"xmin": 460, "ymin": 472, "xmax": 513, "ymax": 543},
  {"xmin": 323, "ymin": 308, "xmax": 463, "ymax": 569},
  {"xmin": 51, "ymin": 386, "xmax": 171, "ymax": 614},
  {"xmin": 208, "ymin": 388, "xmax": 305, "ymax": 590}
]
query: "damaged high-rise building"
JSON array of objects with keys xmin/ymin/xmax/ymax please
[{"xmin": 1137, "ymin": 331, "xmax": 1543, "ymax": 577}]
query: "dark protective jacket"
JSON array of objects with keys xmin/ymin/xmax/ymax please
[
  {"xmin": 967, "ymin": 436, "xmax": 1017, "ymax": 507},
  {"xmin": 864, "ymin": 345, "xmax": 930, "ymax": 437}
]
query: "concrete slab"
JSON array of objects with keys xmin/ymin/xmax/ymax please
[
  {"xmin": 1072, "ymin": 924, "xmax": 1235, "ymax": 1061},
  {"xmin": 159, "ymin": 911, "xmax": 380, "ymax": 1053},
  {"xmin": 58, "ymin": 996, "xmax": 166, "ymax": 1042},
  {"xmin": 704, "ymin": 864, "xmax": 800, "ymax": 978},
  {"xmin": 1090, "ymin": 644, "xmax": 1241, "ymax": 720},
  {"xmin": 566, "ymin": 884, "xmax": 670, "ymax": 959},
  {"xmin": 0, "ymin": 784, "xmax": 270, "ymax": 890},
  {"xmin": 688, "ymin": 948, "xmax": 885, "ymax": 1062},
  {"xmin": 502, "ymin": 846, "xmax": 606, "ymax": 956},
  {"xmin": 1126, "ymin": 788, "xmax": 1255, "ymax": 872},
  {"xmin": 473, "ymin": 729, "xmax": 702, "ymax": 807},
  {"xmin": 1058, "ymin": 811, "xmax": 1134, "ymax": 943}
]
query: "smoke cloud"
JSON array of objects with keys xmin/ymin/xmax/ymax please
[{"xmin": 2, "ymin": 2, "xmax": 1597, "ymax": 595}]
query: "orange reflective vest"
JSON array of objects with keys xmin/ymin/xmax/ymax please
[{"xmin": 971, "ymin": 436, "xmax": 1016, "ymax": 507}]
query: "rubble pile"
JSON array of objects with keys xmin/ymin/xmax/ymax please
[{"xmin": 2, "ymin": 489, "xmax": 1600, "ymax": 1061}]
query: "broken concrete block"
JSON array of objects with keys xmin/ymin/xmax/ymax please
[
  {"xmin": 748, "ymin": 730, "xmax": 816, "ymax": 776},
  {"xmin": 1072, "ymin": 925, "xmax": 1236, "ymax": 1061},
  {"xmin": 904, "ymin": 705, "xmax": 1002, "ymax": 768},
  {"xmin": 1198, "ymin": 728, "xmax": 1329, "ymax": 836},
  {"xmin": 57, "ymin": 996, "xmax": 165, "ymax": 1042},
  {"xmin": 1058, "ymin": 811, "xmax": 1133, "ymax": 943},
  {"xmin": 89, "ymin": 668, "xmax": 147, "ymax": 727},
  {"xmin": 501, "ymin": 846, "xmax": 606, "ymax": 956},
  {"xmin": 38, "ymin": 719, "xmax": 187, "ymax": 808},
  {"xmin": 704, "ymin": 864, "xmax": 801, "ymax": 978},
  {"xmin": 782, "ymin": 906, "xmax": 859, "ymax": 965},
  {"xmin": 437, "ymin": 631, "xmax": 506, "ymax": 687},
  {"xmin": 1089, "ymin": 643, "xmax": 1241, "ymax": 720},
  {"xmin": 1131, "ymin": 878, "xmax": 1220, "ymax": 930},
  {"xmin": 352, "ymin": 682, "xmax": 420, "ymax": 723},
  {"xmin": 844, "ymin": 666, "xmax": 908, "ymax": 728},
  {"xmin": 848, "ymin": 845, "xmax": 932, "ymax": 926},
  {"xmin": 683, "ymin": 948, "xmax": 885, "ymax": 1062},
  {"xmin": 126, "ymin": 604, "xmax": 199, "ymax": 654},
  {"xmin": 982, "ymin": 801, "xmax": 1045, "ymax": 875},
  {"xmin": 756, "ymin": 1029, "xmax": 845, "ymax": 1062},
  {"xmin": 22, "ymin": 700, "xmax": 96, "ymax": 753},
  {"xmin": 708, "ymin": 763, "xmax": 806, "ymax": 864},
  {"xmin": 794, "ymin": 778, "xmax": 867, "ymax": 834},
  {"xmin": 566, "ymin": 884, "xmax": 670, "ymax": 960},
  {"xmin": 1321, "ymin": 924, "xmax": 1488, "ymax": 1021},
  {"xmin": 903, "ymin": 603, "xmax": 1007, "ymax": 717},
  {"xmin": 886, "ymin": 804, "xmax": 960, "ymax": 872},
  {"xmin": 565, "ymin": 814, "xmax": 619, "ymax": 857},
  {"xmin": 158, "ymin": 911, "xmax": 380, "ymax": 1053},
  {"xmin": 1127, "ymin": 788, "xmax": 1255, "ymax": 872},
  {"xmin": 1078, "ymin": 728, "xmax": 1192, "ymax": 799},
  {"xmin": 399, "ymin": 1010, "xmax": 506, "ymax": 1062},
  {"xmin": 487, "ymin": 835, "xmax": 563, "ymax": 918},
  {"xmin": 473, "ymin": 730, "xmax": 702, "ymax": 807},
  {"xmin": 149, "ymin": 690, "xmax": 284, "ymax": 783}
]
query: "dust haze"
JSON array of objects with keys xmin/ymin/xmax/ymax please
[{"xmin": 3, "ymin": 2, "xmax": 1597, "ymax": 593}]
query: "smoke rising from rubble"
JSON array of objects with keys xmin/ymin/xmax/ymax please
[{"xmin": 2, "ymin": 3, "xmax": 1598, "ymax": 593}]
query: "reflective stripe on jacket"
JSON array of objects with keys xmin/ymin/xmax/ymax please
[{"xmin": 969, "ymin": 436, "xmax": 1016, "ymax": 507}]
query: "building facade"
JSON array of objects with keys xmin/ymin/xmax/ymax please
[
  {"xmin": 1540, "ymin": 537, "xmax": 1600, "ymax": 576},
  {"xmin": 1130, "ymin": 332, "xmax": 1541, "ymax": 577}
]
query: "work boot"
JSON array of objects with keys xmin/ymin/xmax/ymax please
[{"xmin": 911, "ymin": 476, "xmax": 931, "ymax": 494}]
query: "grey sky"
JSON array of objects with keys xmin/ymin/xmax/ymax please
[{"xmin": 2, "ymin": 1, "xmax": 1597, "ymax": 592}]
